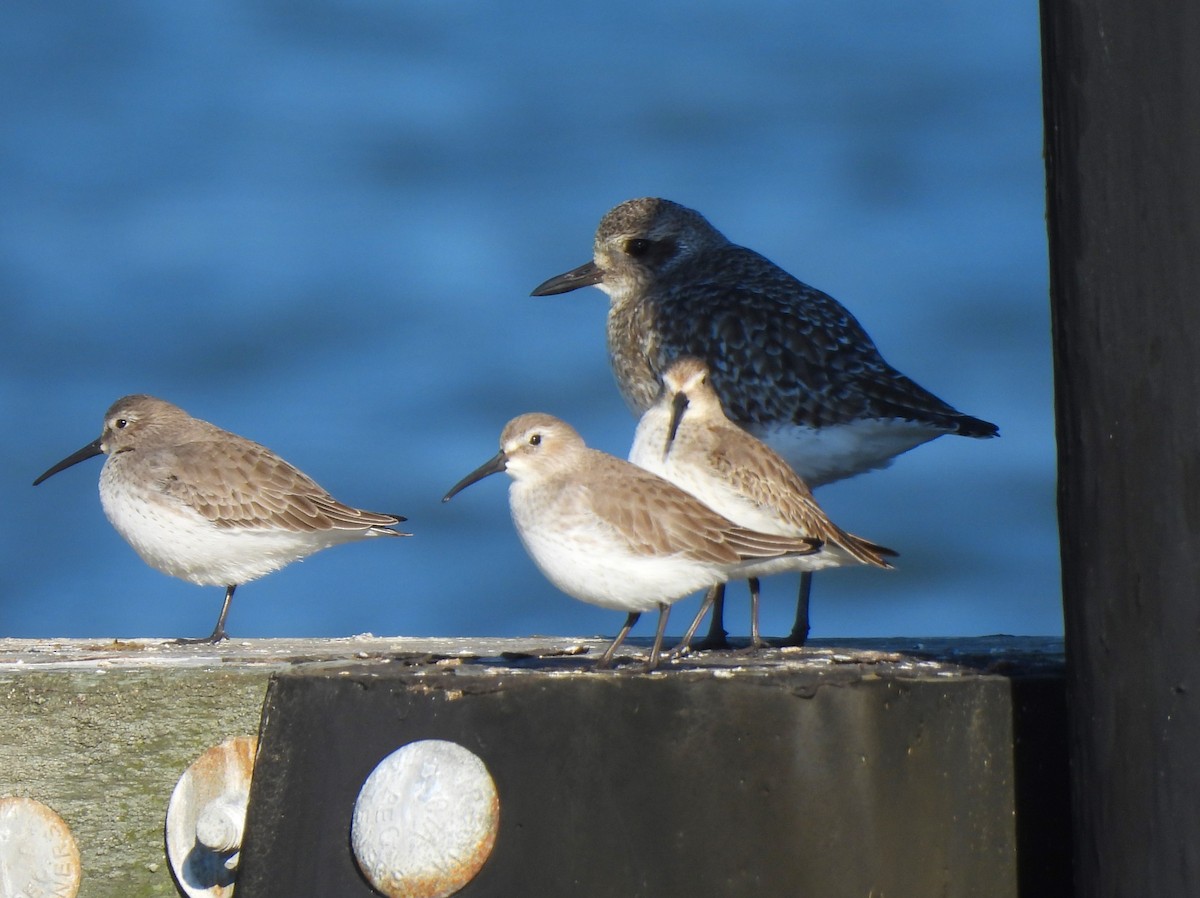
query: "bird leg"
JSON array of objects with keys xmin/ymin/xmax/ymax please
[
  {"xmin": 174, "ymin": 584, "xmax": 236, "ymax": 645},
  {"xmin": 779, "ymin": 572, "xmax": 813, "ymax": 647},
  {"xmin": 669, "ymin": 584, "xmax": 721, "ymax": 658},
  {"xmin": 746, "ymin": 577, "xmax": 766, "ymax": 651},
  {"xmin": 645, "ymin": 602, "xmax": 671, "ymax": 671},
  {"xmin": 596, "ymin": 611, "xmax": 640, "ymax": 669},
  {"xmin": 692, "ymin": 582, "xmax": 732, "ymax": 651}
]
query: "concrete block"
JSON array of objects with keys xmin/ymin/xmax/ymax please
[{"xmin": 238, "ymin": 645, "xmax": 1054, "ymax": 897}]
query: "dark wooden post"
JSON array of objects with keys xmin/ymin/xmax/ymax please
[{"xmin": 1041, "ymin": 1, "xmax": 1200, "ymax": 894}]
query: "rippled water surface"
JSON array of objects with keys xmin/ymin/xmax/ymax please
[{"xmin": 3, "ymin": 2, "xmax": 1055, "ymax": 639}]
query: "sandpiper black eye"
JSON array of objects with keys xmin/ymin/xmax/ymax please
[
  {"xmin": 529, "ymin": 433, "xmax": 541, "ymax": 446},
  {"xmin": 625, "ymin": 238, "xmax": 651, "ymax": 258},
  {"xmin": 115, "ymin": 419, "xmax": 128, "ymax": 429}
]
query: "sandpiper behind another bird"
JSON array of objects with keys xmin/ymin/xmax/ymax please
[{"xmin": 630, "ymin": 357, "xmax": 896, "ymax": 650}]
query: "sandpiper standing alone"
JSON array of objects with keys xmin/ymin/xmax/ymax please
[
  {"xmin": 34, "ymin": 394, "xmax": 409, "ymax": 642},
  {"xmin": 442, "ymin": 412, "xmax": 820, "ymax": 670},
  {"xmin": 630, "ymin": 357, "xmax": 895, "ymax": 650},
  {"xmin": 532, "ymin": 197, "xmax": 997, "ymax": 646}
]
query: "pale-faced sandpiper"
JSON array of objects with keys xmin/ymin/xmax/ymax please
[{"xmin": 441, "ymin": 412, "xmax": 819, "ymax": 670}]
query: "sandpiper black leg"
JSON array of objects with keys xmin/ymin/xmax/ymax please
[
  {"xmin": 596, "ymin": 611, "xmax": 640, "ymax": 668},
  {"xmin": 781, "ymin": 572, "xmax": 813, "ymax": 647},
  {"xmin": 693, "ymin": 582, "xmax": 732, "ymax": 650},
  {"xmin": 748, "ymin": 577, "xmax": 766, "ymax": 649},
  {"xmin": 645, "ymin": 602, "xmax": 671, "ymax": 671},
  {"xmin": 175, "ymin": 584, "xmax": 236, "ymax": 645},
  {"xmin": 669, "ymin": 584, "xmax": 720, "ymax": 658}
]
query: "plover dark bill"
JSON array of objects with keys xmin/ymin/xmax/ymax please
[
  {"xmin": 441, "ymin": 412, "xmax": 820, "ymax": 670},
  {"xmin": 532, "ymin": 196, "xmax": 996, "ymax": 645},
  {"xmin": 630, "ymin": 357, "xmax": 895, "ymax": 651},
  {"xmin": 33, "ymin": 394, "xmax": 409, "ymax": 642}
]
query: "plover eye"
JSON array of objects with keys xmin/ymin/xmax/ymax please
[
  {"xmin": 529, "ymin": 433, "xmax": 541, "ymax": 446},
  {"xmin": 625, "ymin": 238, "xmax": 651, "ymax": 258}
]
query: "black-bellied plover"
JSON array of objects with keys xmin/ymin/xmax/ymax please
[
  {"xmin": 33, "ymin": 394, "xmax": 409, "ymax": 642},
  {"xmin": 532, "ymin": 197, "xmax": 997, "ymax": 645},
  {"xmin": 630, "ymin": 357, "xmax": 895, "ymax": 651},
  {"xmin": 441, "ymin": 412, "xmax": 820, "ymax": 670}
]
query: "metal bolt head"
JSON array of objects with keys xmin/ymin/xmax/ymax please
[
  {"xmin": 164, "ymin": 735, "xmax": 257, "ymax": 898},
  {"xmin": 351, "ymin": 740, "xmax": 499, "ymax": 898},
  {"xmin": 194, "ymin": 795, "xmax": 248, "ymax": 856},
  {"xmin": 0, "ymin": 796, "xmax": 81, "ymax": 898}
]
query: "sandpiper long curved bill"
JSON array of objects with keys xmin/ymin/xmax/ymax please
[{"xmin": 34, "ymin": 394, "xmax": 409, "ymax": 643}]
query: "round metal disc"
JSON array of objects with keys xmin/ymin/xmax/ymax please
[
  {"xmin": 351, "ymin": 740, "xmax": 499, "ymax": 898},
  {"xmin": 0, "ymin": 796, "xmax": 82, "ymax": 898},
  {"xmin": 164, "ymin": 735, "xmax": 257, "ymax": 898}
]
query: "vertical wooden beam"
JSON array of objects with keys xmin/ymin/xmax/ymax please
[{"xmin": 1041, "ymin": 1, "xmax": 1200, "ymax": 894}]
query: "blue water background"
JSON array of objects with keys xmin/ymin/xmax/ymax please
[{"xmin": 2, "ymin": 2, "xmax": 1056, "ymax": 640}]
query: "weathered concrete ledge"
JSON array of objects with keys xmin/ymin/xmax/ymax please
[{"xmin": 0, "ymin": 636, "xmax": 1066, "ymax": 898}]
